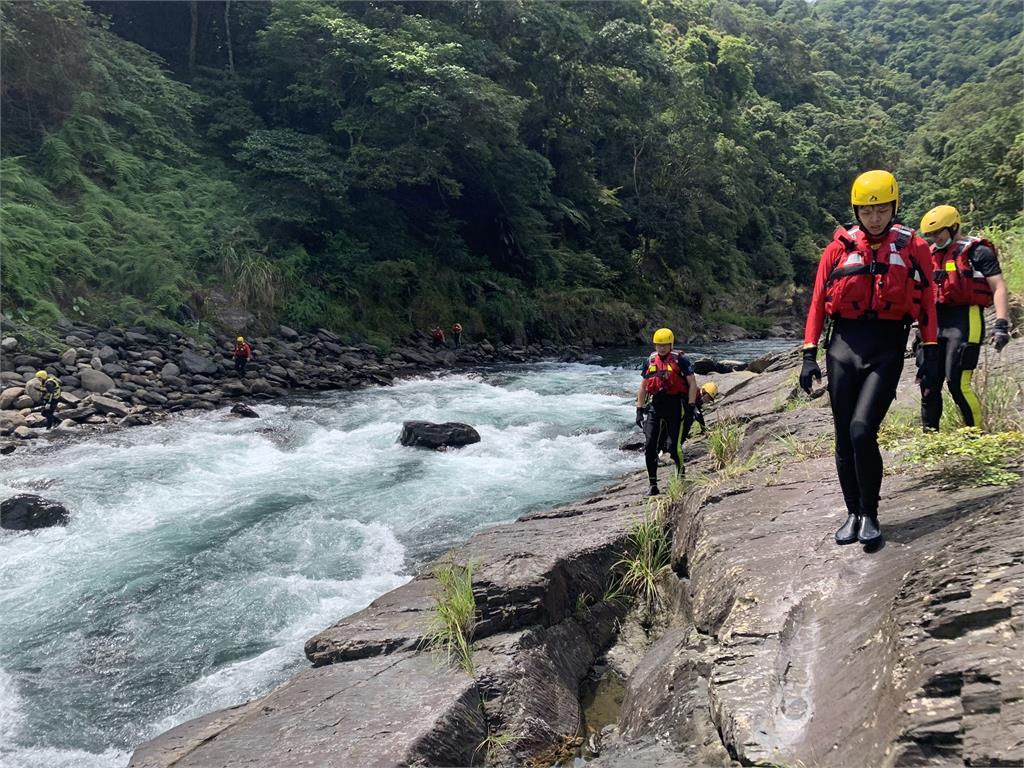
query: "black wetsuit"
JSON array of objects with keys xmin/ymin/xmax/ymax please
[
  {"xmin": 645, "ymin": 393, "xmax": 684, "ymax": 481},
  {"xmin": 921, "ymin": 243, "xmax": 1000, "ymax": 429},
  {"xmin": 826, "ymin": 318, "xmax": 908, "ymax": 517}
]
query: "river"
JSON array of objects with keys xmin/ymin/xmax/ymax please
[{"xmin": 0, "ymin": 340, "xmax": 792, "ymax": 768}]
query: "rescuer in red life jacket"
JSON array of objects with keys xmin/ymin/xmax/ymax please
[
  {"xmin": 917, "ymin": 204, "xmax": 1012, "ymax": 430},
  {"xmin": 799, "ymin": 170, "xmax": 939, "ymax": 548},
  {"xmin": 233, "ymin": 336, "xmax": 252, "ymax": 378},
  {"xmin": 431, "ymin": 326, "xmax": 446, "ymax": 348},
  {"xmin": 635, "ymin": 328, "xmax": 697, "ymax": 497},
  {"xmin": 451, "ymin": 322, "xmax": 463, "ymax": 348}
]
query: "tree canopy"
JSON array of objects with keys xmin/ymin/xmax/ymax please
[{"xmin": 2, "ymin": 0, "xmax": 1020, "ymax": 342}]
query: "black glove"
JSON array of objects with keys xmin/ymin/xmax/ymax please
[
  {"xmin": 635, "ymin": 407, "xmax": 645, "ymax": 429},
  {"xmin": 799, "ymin": 347, "xmax": 821, "ymax": 394},
  {"xmin": 683, "ymin": 401, "xmax": 696, "ymax": 419},
  {"xmin": 917, "ymin": 343, "xmax": 941, "ymax": 395},
  {"xmin": 993, "ymin": 318, "xmax": 1010, "ymax": 352}
]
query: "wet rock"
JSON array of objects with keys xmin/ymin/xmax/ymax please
[
  {"xmin": 0, "ymin": 494, "xmax": 69, "ymax": 530},
  {"xmin": 160, "ymin": 362, "xmax": 180, "ymax": 378},
  {"xmin": 119, "ymin": 413, "xmax": 152, "ymax": 427},
  {"xmin": 1, "ymin": 337, "xmax": 17, "ymax": 353},
  {"xmin": 399, "ymin": 420, "xmax": 481, "ymax": 450},
  {"xmin": 13, "ymin": 425, "xmax": 35, "ymax": 440},
  {"xmin": 80, "ymin": 368, "xmax": 115, "ymax": 394},
  {"xmin": 230, "ymin": 404, "xmax": 259, "ymax": 418},
  {"xmin": 619, "ymin": 431, "xmax": 645, "ymax": 452},
  {"xmin": 14, "ymin": 395, "xmax": 34, "ymax": 410}
]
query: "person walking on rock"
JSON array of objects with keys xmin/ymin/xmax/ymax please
[
  {"xmin": 233, "ymin": 336, "xmax": 252, "ymax": 378},
  {"xmin": 451, "ymin": 322, "xmax": 463, "ymax": 348},
  {"xmin": 636, "ymin": 328, "xmax": 697, "ymax": 497},
  {"xmin": 800, "ymin": 170, "xmax": 939, "ymax": 547},
  {"xmin": 917, "ymin": 205, "xmax": 1012, "ymax": 430},
  {"xmin": 35, "ymin": 370, "xmax": 61, "ymax": 430}
]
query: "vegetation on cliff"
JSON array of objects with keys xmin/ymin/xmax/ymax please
[{"xmin": 2, "ymin": 0, "xmax": 1020, "ymax": 343}]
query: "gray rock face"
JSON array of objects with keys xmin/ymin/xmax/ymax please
[
  {"xmin": 1, "ymin": 494, "xmax": 70, "ymax": 530},
  {"xmin": 399, "ymin": 420, "xmax": 481, "ymax": 449},
  {"xmin": 278, "ymin": 324, "xmax": 299, "ymax": 341},
  {"xmin": 90, "ymin": 395, "xmax": 130, "ymax": 418},
  {"xmin": 1, "ymin": 337, "xmax": 17, "ymax": 353},
  {"xmin": 80, "ymin": 368, "xmax": 115, "ymax": 394},
  {"xmin": 178, "ymin": 350, "xmax": 219, "ymax": 375}
]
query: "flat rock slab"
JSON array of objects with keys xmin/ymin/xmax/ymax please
[
  {"xmin": 129, "ymin": 652, "xmax": 485, "ymax": 768},
  {"xmin": 306, "ymin": 481, "xmax": 643, "ymax": 666}
]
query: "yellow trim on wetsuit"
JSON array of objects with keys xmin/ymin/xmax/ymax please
[{"xmin": 960, "ymin": 304, "xmax": 983, "ymax": 427}]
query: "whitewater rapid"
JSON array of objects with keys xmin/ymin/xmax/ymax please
[{"xmin": 0, "ymin": 361, "xmax": 644, "ymax": 767}]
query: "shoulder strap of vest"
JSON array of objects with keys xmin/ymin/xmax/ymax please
[{"xmin": 890, "ymin": 223, "xmax": 912, "ymax": 251}]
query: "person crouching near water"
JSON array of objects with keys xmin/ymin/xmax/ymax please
[
  {"xmin": 682, "ymin": 381, "xmax": 718, "ymax": 440},
  {"xmin": 34, "ymin": 370, "xmax": 62, "ymax": 430},
  {"xmin": 636, "ymin": 328, "xmax": 697, "ymax": 497},
  {"xmin": 233, "ymin": 336, "xmax": 252, "ymax": 377},
  {"xmin": 799, "ymin": 170, "xmax": 939, "ymax": 548}
]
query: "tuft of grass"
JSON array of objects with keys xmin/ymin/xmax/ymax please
[
  {"xmin": 574, "ymin": 592, "xmax": 592, "ymax": 620},
  {"xmin": 707, "ymin": 417, "xmax": 745, "ymax": 470},
  {"xmin": 610, "ymin": 502, "xmax": 672, "ymax": 614},
  {"xmin": 973, "ymin": 361, "xmax": 1024, "ymax": 433},
  {"xmin": 775, "ymin": 431, "xmax": 831, "ymax": 460},
  {"xmin": 892, "ymin": 427, "xmax": 1024, "ymax": 486},
  {"xmin": 476, "ymin": 730, "xmax": 517, "ymax": 763},
  {"xmin": 425, "ymin": 560, "xmax": 477, "ymax": 676}
]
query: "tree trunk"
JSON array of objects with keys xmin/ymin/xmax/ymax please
[
  {"xmin": 224, "ymin": 0, "xmax": 235, "ymax": 74},
  {"xmin": 188, "ymin": 1, "xmax": 199, "ymax": 73}
]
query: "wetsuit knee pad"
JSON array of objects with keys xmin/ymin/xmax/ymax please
[{"xmin": 956, "ymin": 342, "xmax": 980, "ymax": 371}]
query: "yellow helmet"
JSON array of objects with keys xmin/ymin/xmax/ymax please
[
  {"xmin": 236, "ymin": 336, "xmax": 245, "ymax": 343},
  {"xmin": 851, "ymin": 170, "xmax": 899, "ymax": 210},
  {"xmin": 919, "ymin": 205, "xmax": 961, "ymax": 235},
  {"xmin": 701, "ymin": 381, "xmax": 719, "ymax": 398},
  {"xmin": 652, "ymin": 328, "xmax": 674, "ymax": 345},
  {"xmin": 35, "ymin": 370, "xmax": 48, "ymax": 379}
]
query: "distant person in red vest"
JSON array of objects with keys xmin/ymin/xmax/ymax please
[
  {"xmin": 233, "ymin": 336, "xmax": 252, "ymax": 377},
  {"xmin": 636, "ymin": 328, "xmax": 697, "ymax": 496},
  {"xmin": 451, "ymin": 322, "xmax": 463, "ymax": 348},
  {"xmin": 431, "ymin": 326, "xmax": 446, "ymax": 348}
]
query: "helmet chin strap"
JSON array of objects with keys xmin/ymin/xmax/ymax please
[{"xmin": 854, "ymin": 207, "xmax": 895, "ymax": 240}]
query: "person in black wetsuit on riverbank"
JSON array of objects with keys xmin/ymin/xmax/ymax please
[
  {"xmin": 635, "ymin": 328, "xmax": 697, "ymax": 497},
  {"xmin": 800, "ymin": 170, "xmax": 939, "ymax": 547},
  {"xmin": 917, "ymin": 204, "xmax": 1012, "ymax": 430}
]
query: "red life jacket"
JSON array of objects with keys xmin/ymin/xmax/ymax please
[
  {"xmin": 233, "ymin": 342, "xmax": 251, "ymax": 359},
  {"xmin": 824, "ymin": 224, "xmax": 927, "ymax": 322},
  {"xmin": 931, "ymin": 237, "xmax": 995, "ymax": 307},
  {"xmin": 432, "ymin": 328, "xmax": 444, "ymax": 341},
  {"xmin": 643, "ymin": 351, "xmax": 690, "ymax": 397},
  {"xmin": 452, "ymin": 323, "xmax": 463, "ymax": 334}
]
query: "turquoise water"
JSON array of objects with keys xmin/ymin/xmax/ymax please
[{"xmin": 0, "ymin": 345, "xmax": 790, "ymax": 767}]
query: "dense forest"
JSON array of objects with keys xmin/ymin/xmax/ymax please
[{"xmin": 2, "ymin": 0, "xmax": 1020, "ymax": 345}]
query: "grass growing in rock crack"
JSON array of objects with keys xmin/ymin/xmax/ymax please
[
  {"xmin": 425, "ymin": 560, "xmax": 477, "ymax": 676},
  {"xmin": 476, "ymin": 730, "xmax": 517, "ymax": 763},
  {"xmin": 892, "ymin": 427, "xmax": 1024, "ymax": 486},
  {"xmin": 775, "ymin": 431, "xmax": 831, "ymax": 460},
  {"xmin": 610, "ymin": 500, "xmax": 672, "ymax": 615},
  {"xmin": 707, "ymin": 417, "xmax": 745, "ymax": 470}
]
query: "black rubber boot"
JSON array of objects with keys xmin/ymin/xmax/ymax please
[
  {"xmin": 647, "ymin": 482, "xmax": 661, "ymax": 497},
  {"xmin": 835, "ymin": 513, "xmax": 860, "ymax": 545},
  {"xmin": 857, "ymin": 514, "xmax": 882, "ymax": 544}
]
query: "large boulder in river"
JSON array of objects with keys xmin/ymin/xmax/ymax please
[
  {"xmin": 399, "ymin": 421, "xmax": 480, "ymax": 449},
  {"xmin": 1, "ymin": 494, "xmax": 70, "ymax": 530}
]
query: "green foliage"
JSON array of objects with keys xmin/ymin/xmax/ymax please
[
  {"xmin": 1, "ymin": 0, "xmax": 1018, "ymax": 341},
  {"xmin": 611, "ymin": 502, "xmax": 672, "ymax": 615},
  {"xmin": 707, "ymin": 418, "xmax": 745, "ymax": 470},
  {"xmin": 893, "ymin": 428, "xmax": 1024, "ymax": 487},
  {"xmin": 424, "ymin": 560, "xmax": 477, "ymax": 676}
]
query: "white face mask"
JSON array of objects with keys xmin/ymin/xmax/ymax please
[{"xmin": 931, "ymin": 232, "xmax": 953, "ymax": 250}]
